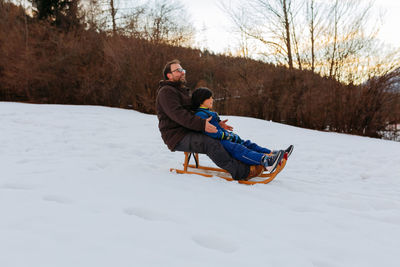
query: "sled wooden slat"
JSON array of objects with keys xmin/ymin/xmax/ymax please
[
  {"xmin": 170, "ymin": 152, "xmax": 287, "ymax": 185},
  {"xmin": 186, "ymin": 164, "xmax": 229, "ymax": 173}
]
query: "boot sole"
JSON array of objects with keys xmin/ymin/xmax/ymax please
[{"xmin": 286, "ymin": 145, "xmax": 294, "ymax": 158}]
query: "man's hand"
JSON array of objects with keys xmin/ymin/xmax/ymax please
[
  {"xmin": 205, "ymin": 117, "xmax": 218, "ymax": 133},
  {"xmin": 219, "ymin": 119, "xmax": 233, "ymax": 131}
]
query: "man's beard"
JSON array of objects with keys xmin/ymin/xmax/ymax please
[{"xmin": 177, "ymin": 77, "xmax": 187, "ymax": 86}]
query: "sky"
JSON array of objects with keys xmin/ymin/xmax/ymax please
[
  {"xmin": 375, "ymin": 0, "xmax": 400, "ymax": 48},
  {"xmin": 179, "ymin": 0, "xmax": 400, "ymax": 54},
  {"xmin": 17, "ymin": 0, "xmax": 400, "ymax": 54},
  {"xmin": 179, "ymin": 0, "xmax": 238, "ymax": 53}
]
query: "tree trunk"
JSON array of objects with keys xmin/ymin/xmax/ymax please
[
  {"xmin": 110, "ymin": 0, "xmax": 117, "ymax": 35},
  {"xmin": 283, "ymin": 0, "xmax": 293, "ymax": 70}
]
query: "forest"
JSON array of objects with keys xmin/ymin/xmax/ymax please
[{"xmin": 1, "ymin": 0, "xmax": 399, "ymax": 140}]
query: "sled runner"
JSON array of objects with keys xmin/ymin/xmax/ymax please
[{"xmin": 170, "ymin": 152, "xmax": 287, "ymax": 185}]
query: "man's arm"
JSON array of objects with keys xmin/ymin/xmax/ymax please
[
  {"xmin": 158, "ymin": 87, "xmax": 216, "ymax": 133},
  {"xmin": 205, "ymin": 117, "xmax": 218, "ymax": 133}
]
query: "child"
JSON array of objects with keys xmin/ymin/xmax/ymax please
[{"xmin": 192, "ymin": 87, "xmax": 293, "ymax": 173}]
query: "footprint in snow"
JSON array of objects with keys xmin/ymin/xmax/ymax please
[
  {"xmin": 291, "ymin": 205, "xmax": 321, "ymax": 213},
  {"xmin": 15, "ymin": 159, "xmax": 30, "ymax": 164},
  {"xmin": 124, "ymin": 207, "xmax": 175, "ymax": 223},
  {"xmin": 0, "ymin": 183, "xmax": 34, "ymax": 190},
  {"xmin": 192, "ymin": 234, "xmax": 238, "ymax": 253},
  {"xmin": 42, "ymin": 195, "xmax": 73, "ymax": 204},
  {"xmin": 360, "ymin": 173, "xmax": 371, "ymax": 180}
]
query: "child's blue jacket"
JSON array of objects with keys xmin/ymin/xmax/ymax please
[
  {"xmin": 194, "ymin": 107, "xmax": 271, "ymax": 165},
  {"xmin": 194, "ymin": 107, "xmax": 227, "ymax": 140}
]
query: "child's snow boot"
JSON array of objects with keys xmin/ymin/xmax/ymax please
[
  {"xmin": 272, "ymin": 145, "xmax": 294, "ymax": 159},
  {"xmin": 285, "ymin": 145, "xmax": 294, "ymax": 158},
  {"xmin": 262, "ymin": 150, "xmax": 284, "ymax": 173}
]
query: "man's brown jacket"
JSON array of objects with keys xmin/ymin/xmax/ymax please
[{"xmin": 156, "ymin": 80, "xmax": 206, "ymax": 151}]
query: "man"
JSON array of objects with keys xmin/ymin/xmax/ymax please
[{"xmin": 156, "ymin": 59, "xmax": 264, "ymax": 180}]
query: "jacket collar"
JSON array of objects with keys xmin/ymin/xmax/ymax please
[{"xmin": 158, "ymin": 80, "xmax": 188, "ymax": 92}]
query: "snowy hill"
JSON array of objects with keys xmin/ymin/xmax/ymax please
[{"xmin": 1, "ymin": 102, "xmax": 400, "ymax": 267}]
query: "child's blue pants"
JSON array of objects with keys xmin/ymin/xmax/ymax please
[{"xmin": 221, "ymin": 140, "xmax": 272, "ymax": 165}]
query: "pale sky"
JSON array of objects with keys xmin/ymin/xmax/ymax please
[
  {"xmin": 180, "ymin": 0, "xmax": 400, "ymax": 54},
  {"xmin": 375, "ymin": 0, "xmax": 400, "ymax": 48},
  {"xmin": 19, "ymin": 0, "xmax": 400, "ymax": 53}
]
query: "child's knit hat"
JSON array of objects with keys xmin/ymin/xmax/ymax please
[{"xmin": 191, "ymin": 87, "xmax": 213, "ymax": 109}]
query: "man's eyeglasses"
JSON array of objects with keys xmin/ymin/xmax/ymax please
[{"xmin": 171, "ymin": 68, "xmax": 186, "ymax": 74}]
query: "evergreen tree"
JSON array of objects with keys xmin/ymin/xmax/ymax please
[{"xmin": 30, "ymin": 0, "xmax": 81, "ymax": 29}]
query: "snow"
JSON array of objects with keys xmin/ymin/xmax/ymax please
[{"xmin": 1, "ymin": 102, "xmax": 400, "ymax": 267}]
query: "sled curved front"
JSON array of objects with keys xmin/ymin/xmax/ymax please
[{"xmin": 170, "ymin": 152, "xmax": 287, "ymax": 185}]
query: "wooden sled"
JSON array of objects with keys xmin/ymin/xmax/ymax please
[{"xmin": 170, "ymin": 152, "xmax": 287, "ymax": 185}]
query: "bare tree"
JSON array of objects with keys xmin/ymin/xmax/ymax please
[
  {"xmin": 221, "ymin": 0, "xmax": 299, "ymax": 69},
  {"xmin": 306, "ymin": 0, "xmax": 323, "ymax": 74},
  {"xmin": 121, "ymin": 0, "xmax": 194, "ymax": 46},
  {"xmin": 109, "ymin": 0, "xmax": 117, "ymax": 34},
  {"xmin": 81, "ymin": 0, "xmax": 108, "ymax": 31},
  {"xmin": 223, "ymin": 0, "xmax": 395, "ymax": 84},
  {"xmin": 121, "ymin": 4, "xmax": 146, "ymax": 38},
  {"xmin": 236, "ymin": 31, "xmax": 254, "ymax": 58},
  {"xmin": 289, "ymin": 1, "xmax": 304, "ymax": 70},
  {"xmin": 314, "ymin": 0, "xmax": 378, "ymax": 82},
  {"xmin": 13, "ymin": 0, "xmax": 32, "ymax": 100}
]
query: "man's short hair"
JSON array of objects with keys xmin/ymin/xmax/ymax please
[{"xmin": 163, "ymin": 59, "xmax": 181, "ymax": 80}]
